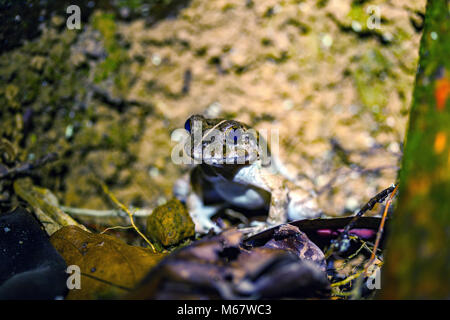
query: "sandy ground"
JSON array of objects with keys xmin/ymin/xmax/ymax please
[{"xmin": 1, "ymin": 0, "xmax": 427, "ymax": 222}]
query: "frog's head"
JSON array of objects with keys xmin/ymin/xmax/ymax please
[{"xmin": 183, "ymin": 114, "xmax": 266, "ymax": 166}]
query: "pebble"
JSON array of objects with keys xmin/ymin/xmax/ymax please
[
  {"xmin": 388, "ymin": 142, "xmax": 400, "ymax": 153},
  {"xmin": 283, "ymin": 99, "xmax": 294, "ymax": 110},
  {"xmin": 321, "ymin": 34, "xmax": 333, "ymax": 48},
  {"xmin": 205, "ymin": 102, "xmax": 222, "ymax": 118},
  {"xmin": 351, "ymin": 21, "xmax": 362, "ymax": 33},
  {"xmin": 149, "ymin": 167, "xmax": 160, "ymax": 178},
  {"xmin": 386, "ymin": 116, "xmax": 395, "ymax": 127},
  {"xmin": 382, "ymin": 32, "xmax": 393, "ymax": 42},
  {"xmin": 120, "ymin": 7, "xmax": 130, "ymax": 19},
  {"xmin": 345, "ymin": 197, "xmax": 359, "ymax": 212},
  {"xmin": 152, "ymin": 54, "xmax": 162, "ymax": 66},
  {"xmin": 349, "ymin": 104, "xmax": 360, "ymax": 115},
  {"xmin": 157, "ymin": 196, "xmax": 167, "ymax": 206}
]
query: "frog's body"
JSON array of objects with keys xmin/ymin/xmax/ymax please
[{"xmin": 174, "ymin": 115, "xmax": 321, "ymax": 234}]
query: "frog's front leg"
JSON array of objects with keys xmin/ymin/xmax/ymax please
[
  {"xmin": 266, "ymin": 187, "xmax": 289, "ymax": 225},
  {"xmin": 186, "ymin": 192, "xmax": 223, "ymax": 234},
  {"xmin": 241, "ymin": 186, "xmax": 289, "ymax": 238},
  {"xmin": 233, "ymin": 163, "xmax": 290, "ymax": 227},
  {"xmin": 174, "ymin": 172, "xmax": 223, "ymax": 233}
]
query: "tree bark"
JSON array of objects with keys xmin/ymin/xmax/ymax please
[{"xmin": 380, "ymin": 0, "xmax": 450, "ymax": 299}]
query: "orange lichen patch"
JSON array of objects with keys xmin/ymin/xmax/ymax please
[
  {"xmin": 408, "ymin": 176, "xmax": 431, "ymax": 196},
  {"xmin": 412, "ymin": 205, "xmax": 431, "ymax": 228},
  {"xmin": 433, "ymin": 131, "xmax": 447, "ymax": 154},
  {"xmin": 435, "ymin": 77, "xmax": 450, "ymax": 111}
]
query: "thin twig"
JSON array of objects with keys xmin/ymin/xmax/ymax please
[
  {"xmin": 97, "ymin": 180, "xmax": 156, "ymax": 252},
  {"xmin": 342, "ymin": 185, "xmax": 396, "ymax": 235},
  {"xmin": 365, "ymin": 184, "xmax": 399, "ymax": 273},
  {"xmin": 0, "ymin": 152, "xmax": 58, "ymax": 180},
  {"xmin": 326, "ymin": 184, "xmax": 397, "ymax": 256},
  {"xmin": 331, "ymin": 270, "xmax": 364, "ymax": 288},
  {"xmin": 101, "ymin": 225, "xmax": 134, "ymax": 234},
  {"xmin": 60, "ymin": 206, "xmax": 152, "ymax": 218},
  {"xmin": 347, "ymin": 240, "xmax": 366, "ymax": 260}
]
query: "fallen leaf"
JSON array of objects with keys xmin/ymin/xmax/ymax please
[
  {"xmin": 262, "ymin": 224, "xmax": 327, "ymax": 271},
  {"xmin": 129, "ymin": 229, "xmax": 330, "ymax": 299},
  {"xmin": 14, "ymin": 178, "xmax": 88, "ymax": 235},
  {"xmin": 50, "ymin": 226, "xmax": 166, "ymax": 299}
]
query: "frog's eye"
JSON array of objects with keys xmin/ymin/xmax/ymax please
[
  {"xmin": 184, "ymin": 119, "xmax": 191, "ymax": 132},
  {"xmin": 227, "ymin": 129, "xmax": 240, "ymax": 144}
]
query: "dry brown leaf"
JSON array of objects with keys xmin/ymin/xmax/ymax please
[{"xmin": 50, "ymin": 226, "xmax": 166, "ymax": 299}]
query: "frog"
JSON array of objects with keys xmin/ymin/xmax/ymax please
[{"xmin": 173, "ymin": 114, "xmax": 322, "ymax": 234}]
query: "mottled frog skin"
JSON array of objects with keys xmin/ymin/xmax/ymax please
[{"xmin": 174, "ymin": 114, "xmax": 321, "ymax": 234}]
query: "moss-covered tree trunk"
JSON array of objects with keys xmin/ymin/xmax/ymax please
[{"xmin": 380, "ymin": 0, "xmax": 450, "ymax": 299}]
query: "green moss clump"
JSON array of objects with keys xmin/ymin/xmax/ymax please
[
  {"xmin": 146, "ymin": 198, "xmax": 195, "ymax": 247},
  {"xmin": 92, "ymin": 12, "xmax": 128, "ymax": 83},
  {"xmin": 354, "ymin": 48, "xmax": 391, "ymax": 119}
]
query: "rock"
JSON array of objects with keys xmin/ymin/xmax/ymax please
[
  {"xmin": 146, "ymin": 198, "xmax": 195, "ymax": 247},
  {"xmin": 0, "ymin": 207, "xmax": 68, "ymax": 299}
]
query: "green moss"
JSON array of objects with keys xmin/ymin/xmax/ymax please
[
  {"xmin": 222, "ymin": 3, "xmax": 236, "ymax": 12},
  {"xmin": 348, "ymin": 4, "xmax": 365, "ymax": 22},
  {"xmin": 92, "ymin": 12, "xmax": 128, "ymax": 83},
  {"xmin": 0, "ymin": 21, "xmax": 84, "ymax": 165},
  {"xmin": 105, "ymin": 121, "xmax": 137, "ymax": 151},
  {"xmin": 354, "ymin": 49, "xmax": 392, "ymax": 119},
  {"xmin": 266, "ymin": 50, "xmax": 289, "ymax": 64}
]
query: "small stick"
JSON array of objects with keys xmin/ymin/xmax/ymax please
[
  {"xmin": 0, "ymin": 152, "xmax": 58, "ymax": 180},
  {"xmin": 101, "ymin": 225, "xmax": 134, "ymax": 234},
  {"xmin": 60, "ymin": 206, "xmax": 152, "ymax": 218},
  {"xmin": 365, "ymin": 184, "xmax": 399, "ymax": 273},
  {"xmin": 326, "ymin": 184, "xmax": 397, "ymax": 256},
  {"xmin": 331, "ymin": 270, "xmax": 364, "ymax": 288},
  {"xmin": 98, "ymin": 180, "xmax": 156, "ymax": 252},
  {"xmin": 342, "ymin": 184, "xmax": 396, "ymax": 236}
]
